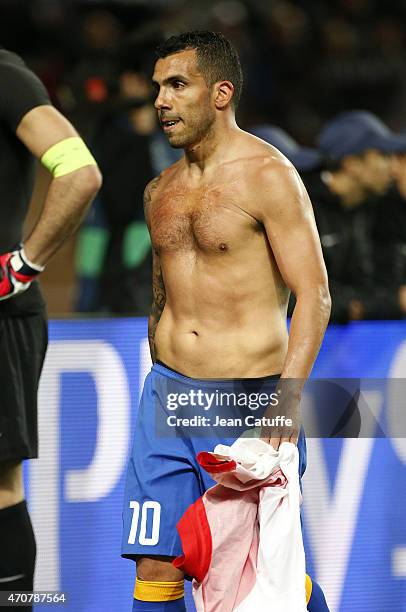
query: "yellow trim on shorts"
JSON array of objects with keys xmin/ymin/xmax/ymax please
[
  {"xmin": 134, "ymin": 578, "xmax": 184, "ymax": 602},
  {"xmin": 41, "ymin": 136, "xmax": 97, "ymax": 178},
  {"xmin": 306, "ymin": 573, "xmax": 313, "ymax": 604}
]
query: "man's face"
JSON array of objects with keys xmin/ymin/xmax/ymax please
[
  {"xmin": 360, "ymin": 150, "xmax": 392, "ymax": 195},
  {"xmin": 152, "ymin": 49, "xmax": 216, "ymax": 148}
]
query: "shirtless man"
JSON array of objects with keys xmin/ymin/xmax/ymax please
[{"xmin": 122, "ymin": 31, "xmax": 331, "ymax": 612}]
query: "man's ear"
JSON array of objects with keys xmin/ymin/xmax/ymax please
[{"xmin": 214, "ymin": 81, "xmax": 234, "ymax": 109}]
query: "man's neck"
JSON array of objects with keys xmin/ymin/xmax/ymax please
[{"xmin": 184, "ymin": 116, "xmax": 239, "ymax": 176}]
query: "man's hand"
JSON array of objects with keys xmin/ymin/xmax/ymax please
[
  {"xmin": 260, "ymin": 380, "xmax": 302, "ymax": 450},
  {"xmin": 0, "ymin": 248, "xmax": 43, "ymax": 301},
  {"xmin": 399, "ymin": 285, "xmax": 406, "ymax": 314},
  {"xmin": 349, "ymin": 298, "xmax": 364, "ymax": 320}
]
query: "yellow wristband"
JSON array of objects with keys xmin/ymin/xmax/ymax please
[{"xmin": 41, "ymin": 136, "xmax": 97, "ymax": 178}]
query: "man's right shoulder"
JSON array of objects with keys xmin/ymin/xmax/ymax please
[
  {"xmin": 0, "ymin": 48, "xmax": 24, "ymax": 68},
  {"xmin": 144, "ymin": 160, "xmax": 183, "ymax": 205},
  {"xmin": 143, "ymin": 166, "xmax": 173, "ymax": 223},
  {"xmin": 144, "ymin": 173, "xmax": 164, "ymax": 204},
  {"xmin": 0, "ymin": 48, "xmax": 50, "ymax": 133},
  {"xmin": 0, "ymin": 49, "xmax": 32, "ymax": 79},
  {"xmin": 144, "ymin": 175, "xmax": 161, "ymax": 198}
]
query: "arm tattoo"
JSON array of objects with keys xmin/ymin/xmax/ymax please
[
  {"xmin": 144, "ymin": 176, "xmax": 165, "ymax": 362},
  {"xmin": 143, "ymin": 175, "xmax": 160, "ymax": 223},
  {"xmin": 149, "ymin": 253, "xmax": 166, "ymax": 362}
]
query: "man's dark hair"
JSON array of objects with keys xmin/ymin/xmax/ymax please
[{"xmin": 156, "ymin": 30, "xmax": 243, "ymax": 109}]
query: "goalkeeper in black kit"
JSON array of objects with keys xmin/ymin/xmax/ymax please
[{"xmin": 0, "ymin": 47, "xmax": 101, "ymax": 609}]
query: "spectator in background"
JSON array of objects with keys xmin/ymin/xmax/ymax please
[
  {"xmin": 319, "ymin": 112, "xmax": 395, "ymax": 198},
  {"xmin": 304, "ymin": 161, "xmax": 370, "ymax": 323},
  {"xmin": 318, "ymin": 111, "xmax": 406, "ymax": 320},
  {"xmin": 75, "ymin": 61, "xmax": 180, "ymax": 314},
  {"xmin": 373, "ymin": 150, "xmax": 406, "ymax": 315}
]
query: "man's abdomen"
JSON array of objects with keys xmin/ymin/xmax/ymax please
[{"xmin": 155, "ymin": 307, "xmax": 288, "ymax": 378}]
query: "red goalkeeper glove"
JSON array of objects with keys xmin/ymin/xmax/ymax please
[{"xmin": 0, "ymin": 248, "xmax": 44, "ymax": 301}]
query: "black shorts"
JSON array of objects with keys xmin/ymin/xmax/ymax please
[{"xmin": 0, "ymin": 310, "xmax": 48, "ymax": 462}]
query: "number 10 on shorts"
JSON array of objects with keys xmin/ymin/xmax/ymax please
[{"xmin": 128, "ymin": 501, "xmax": 161, "ymax": 545}]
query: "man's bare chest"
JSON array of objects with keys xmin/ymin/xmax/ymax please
[{"xmin": 150, "ymin": 185, "xmax": 259, "ymax": 253}]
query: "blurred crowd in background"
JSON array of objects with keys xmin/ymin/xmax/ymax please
[{"xmin": 3, "ymin": 0, "xmax": 406, "ymax": 321}]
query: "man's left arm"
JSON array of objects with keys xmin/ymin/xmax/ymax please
[
  {"xmin": 16, "ymin": 105, "xmax": 102, "ymax": 266},
  {"xmin": 257, "ymin": 161, "xmax": 331, "ymax": 448},
  {"xmin": 0, "ymin": 107, "xmax": 102, "ymax": 301}
]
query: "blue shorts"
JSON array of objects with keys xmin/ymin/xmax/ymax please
[{"xmin": 121, "ymin": 362, "xmax": 307, "ymax": 560}]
